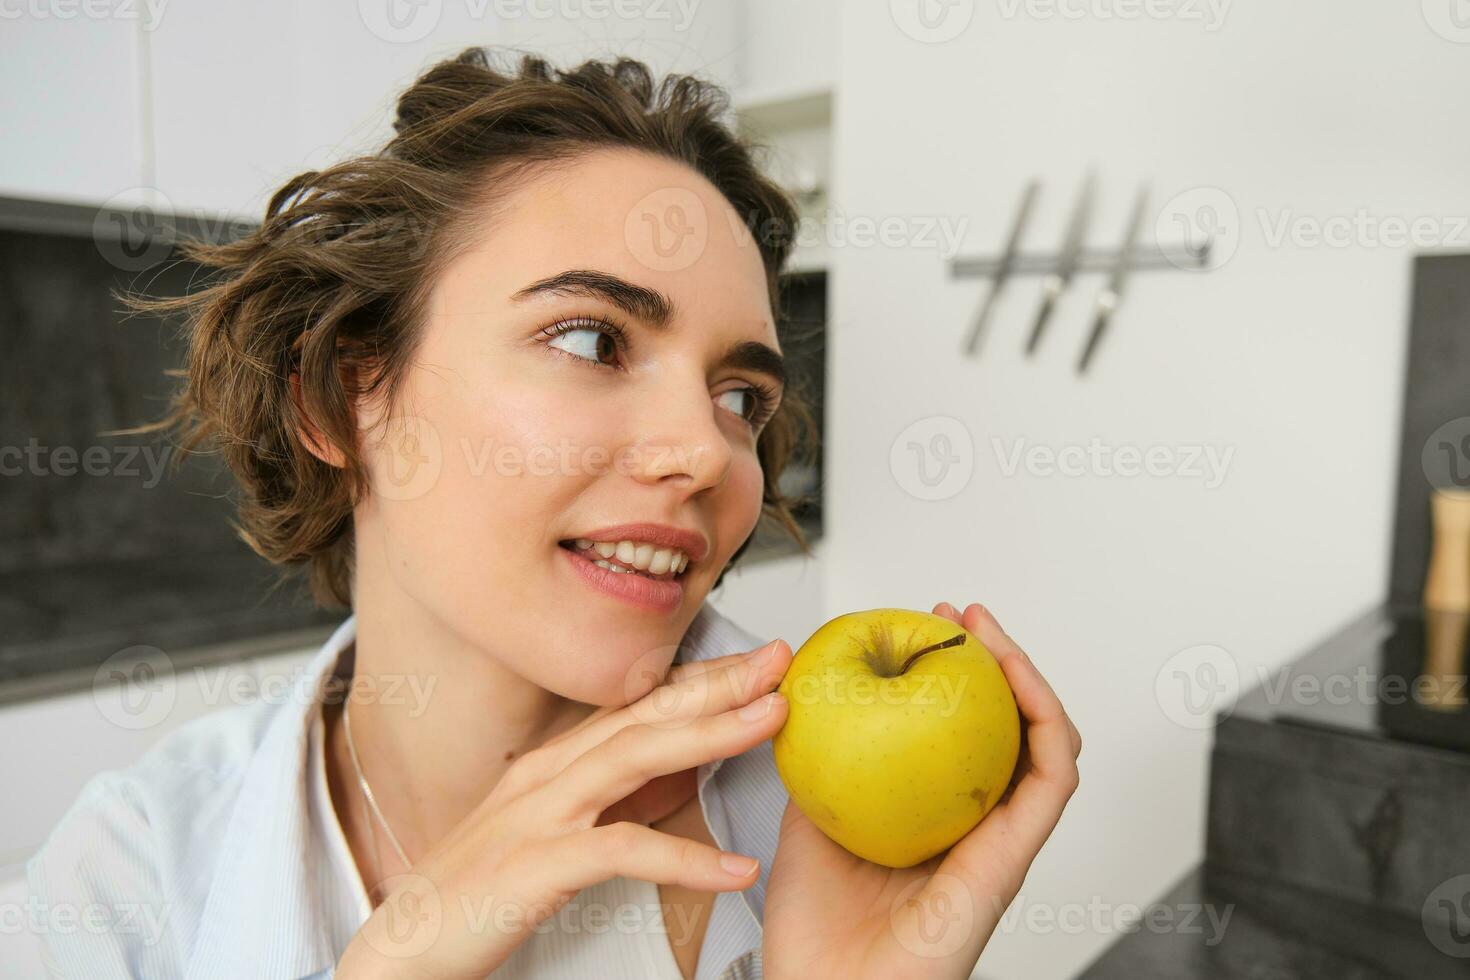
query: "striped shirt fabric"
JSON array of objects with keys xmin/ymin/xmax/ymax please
[{"xmin": 26, "ymin": 602, "xmax": 788, "ymax": 979}]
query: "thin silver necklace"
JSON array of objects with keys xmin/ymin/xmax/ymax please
[{"xmin": 341, "ymin": 694, "xmax": 413, "ymax": 871}]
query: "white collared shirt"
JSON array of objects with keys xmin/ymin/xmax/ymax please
[{"xmin": 26, "ymin": 602, "xmax": 786, "ymax": 979}]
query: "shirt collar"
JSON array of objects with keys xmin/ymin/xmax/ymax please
[{"xmin": 186, "ymin": 603, "xmax": 785, "ymax": 979}]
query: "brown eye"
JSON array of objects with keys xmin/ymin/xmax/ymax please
[
  {"xmin": 715, "ymin": 388, "xmax": 759, "ymax": 422},
  {"xmin": 546, "ymin": 324, "xmax": 619, "ymax": 367},
  {"xmin": 715, "ymin": 385, "xmax": 777, "ymax": 430}
]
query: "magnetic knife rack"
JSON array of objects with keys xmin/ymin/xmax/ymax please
[
  {"xmin": 950, "ymin": 242, "xmax": 1210, "ymax": 278},
  {"xmin": 948, "ymin": 177, "xmax": 1216, "ymax": 374}
]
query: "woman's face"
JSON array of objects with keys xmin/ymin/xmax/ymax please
[{"xmin": 354, "ymin": 147, "xmax": 784, "ymax": 705}]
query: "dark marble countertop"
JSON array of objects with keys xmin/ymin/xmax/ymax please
[
  {"xmin": 0, "ymin": 548, "xmax": 343, "ymax": 706},
  {"xmin": 1079, "ymin": 864, "xmax": 1467, "ymax": 979}
]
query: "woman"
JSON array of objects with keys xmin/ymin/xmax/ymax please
[{"xmin": 27, "ymin": 47, "xmax": 1081, "ymax": 979}]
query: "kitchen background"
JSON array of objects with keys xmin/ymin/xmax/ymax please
[{"xmin": 4, "ymin": 2, "xmax": 1470, "ymax": 977}]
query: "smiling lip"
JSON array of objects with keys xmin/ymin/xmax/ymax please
[
  {"xmin": 561, "ymin": 544, "xmax": 685, "ymax": 613},
  {"xmin": 567, "ymin": 523, "xmax": 710, "ymax": 565}
]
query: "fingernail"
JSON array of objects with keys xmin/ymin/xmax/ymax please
[
  {"xmin": 738, "ymin": 691, "xmax": 783, "ymax": 720},
  {"xmin": 751, "ymin": 640, "xmax": 782, "ymax": 666},
  {"xmin": 720, "ymin": 853, "xmax": 758, "ymax": 877}
]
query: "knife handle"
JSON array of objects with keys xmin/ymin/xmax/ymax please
[
  {"xmin": 1025, "ymin": 275, "xmax": 1064, "ymax": 356},
  {"xmin": 1424, "ymin": 487, "xmax": 1470, "ymax": 612}
]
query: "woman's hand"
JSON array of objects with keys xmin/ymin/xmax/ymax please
[
  {"xmin": 335, "ymin": 637, "xmax": 794, "ymax": 980},
  {"xmin": 762, "ymin": 602, "xmax": 1082, "ymax": 980}
]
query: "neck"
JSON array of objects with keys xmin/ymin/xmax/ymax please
[{"xmin": 325, "ymin": 553, "xmax": 598, "ymax": 874}]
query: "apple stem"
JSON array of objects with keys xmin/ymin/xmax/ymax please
[{"xmin": 897, "ymin": 633, "xmax": 967, "ymax": 674}]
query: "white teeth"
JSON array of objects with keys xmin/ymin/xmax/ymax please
[
  {"xmin": 570, "ymin": 537, "xmax": 692, "ymax": 577},
  {"xmin": 593, "ymin": 559, "xmax": 636, "ymax": 574}
]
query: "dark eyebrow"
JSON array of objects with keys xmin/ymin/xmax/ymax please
[
  {"xmin": 513, "ymin": 267, "xmax": 786, "ymax": 390},
  {"xmin": 720, "ymin": 339, "xmax": 787, "ymax": 390},
  {"xmin": 511, "ymin": 269, "xmax": 676, "ymax": 329}
]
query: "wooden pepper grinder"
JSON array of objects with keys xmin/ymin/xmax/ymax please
[{"xmin": 1421, "ymin": 487, "xmax": 1470, "ymax": 711}]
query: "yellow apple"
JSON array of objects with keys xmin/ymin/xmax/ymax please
[{"xmin": 772, "ymin": 608, "xmax": 1021, "ymax": 868}]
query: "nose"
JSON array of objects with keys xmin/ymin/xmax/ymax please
[{"xmin": 624, "ymin": 370, "xmax": 733, "ymax": 494}]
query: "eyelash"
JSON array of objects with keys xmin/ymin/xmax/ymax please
[{"xmin": 537, "ymin": 315, "xmax": 781, "ymax": 430}]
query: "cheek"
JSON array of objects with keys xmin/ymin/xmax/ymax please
[
  {"xmin": 357, "ymin": 369, "xmax": 609, "ymax": 587},
  {"xmin": 721, "ymin": 450, "xmax": 767, "ymax": 541}
]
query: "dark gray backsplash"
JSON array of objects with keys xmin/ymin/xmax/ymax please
[
  {"xmin": 0, "ymin": 221, "xmax": 341, "ymax": 693},
  {"xmin": 1388, "ymin": 253, "xmax": 1470, "ymax": 614}
]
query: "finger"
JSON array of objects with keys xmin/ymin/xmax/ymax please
[
  {"xmin": 664, "ymin": 643, "xmax": 779, "ymax": 685},
  {"xmin": 961, "ymin": 604, "xmax": 1028, "ymax": 669},
  {"xmin": 537, "ymin": 642, "xmax": 783, "ymax": 756},
  {"xmin": 950, "ymin": 602, "xmax": 1083, "ymax": 759},
  {"xmin": 543, "ymin": 639, "xmax": 792, "ymax": 771},
  {"xmin": 964, "ymin": 603, "xmax": 1078, "ymax": 813},
  {"xmin": 596, "ymin": 767, "xmax": 698, "ymax": 827},
  {"xmin": 543, "ymin": 691, "xmax": 788, "ymax": 825},
  {"xmin": 534, "ymin": 820, "xmax": 761, "ymax": 899},
  {"xmin": 932, "ymin": 601, "xmax": 961, "ymax": 623},
  {"xmin": 963, "ymin": 604, "xmax": 1064, "ymax": 708}
]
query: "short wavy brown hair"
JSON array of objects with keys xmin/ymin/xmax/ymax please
[{"xmin": 123, "ymin": 46, "xmax": 818, "ymax": 609}]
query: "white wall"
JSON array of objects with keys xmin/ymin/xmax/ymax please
[
  {"xmin": 734, "ymin": 0, "xmax": 838, "ymax": 99},
  {"xmin": 711, "ymin": 542, "xmax": 829, "ymax": 648},
  {"xmin": 824, "ymin": 3, "xmax": 1469, "ymax": 977},
  {"xmin": 0, "ymin": 15, "xmax": 146, "ymax": 206},
  {"xmin": 153, "ymin": 1, "xmax": 741, "ymax": 218},
  {"xmin": 1, "ymin": 1, "xmax": 739, "ymax": 217}
]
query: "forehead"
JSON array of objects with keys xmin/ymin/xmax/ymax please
[{"xmin": 440, "ymin": 147, "xmax": 777, "ymax": 343}]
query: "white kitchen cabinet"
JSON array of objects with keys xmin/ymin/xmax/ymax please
[{"xmin": 0, "ymin": 14, "xmax": 146, "ymax": 207}]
